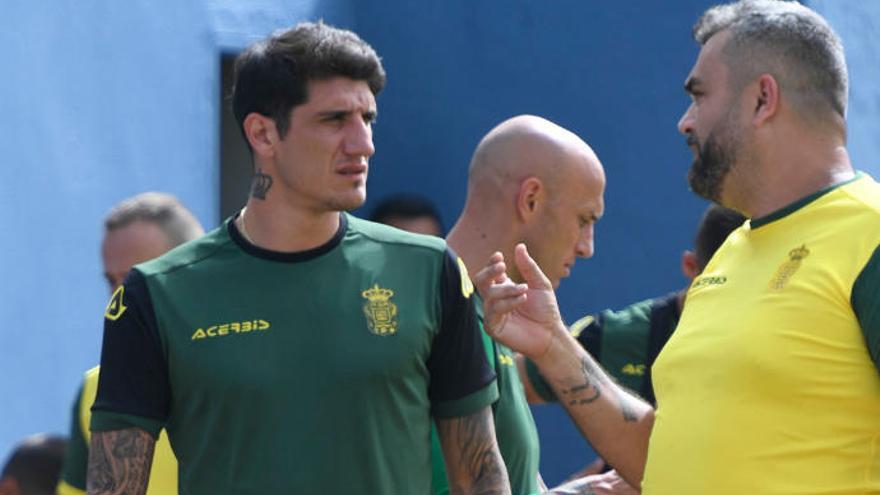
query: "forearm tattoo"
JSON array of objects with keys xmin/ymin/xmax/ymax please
[
  {"xmin": 438, "ymin": 409, "xmax": 509, "ymax": 495},
  {"xmin": 561, "ymin": 356, "xmax": 638, "ymax": 422},
  {"xmin": 87, "ymin": 429, "xmax": 155, "ymax": 495},
  {"xmin": 250, "ymin": 169, "xmax": 273, "ymax": 199}
]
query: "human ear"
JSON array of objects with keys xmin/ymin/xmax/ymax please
[{"xmin": 243, "ymin": 113, "xmax": 280, "ymax": 160}]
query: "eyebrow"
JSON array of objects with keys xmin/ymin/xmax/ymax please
[
  {"xmin": 317, "ymin": 109, "xmax": 378, "ymax": 121},
  {"xmin": 317, "ymin": 110, "xmax": 351, "ymax": 120}
]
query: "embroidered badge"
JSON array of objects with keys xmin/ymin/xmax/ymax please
[
  {"xmin": 362, "ymin": 284, "xmax": 398, "ymax": 336},
  {"xmin": 769, "ymin": 244, "xmax": 810, "ymax": 290},
  {"xmin": 104, "ymin": 286, "xmax": 128, "ymax": 321}
]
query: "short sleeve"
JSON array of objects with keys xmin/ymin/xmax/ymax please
[
  {"xmin": 853, "ymin": 245, "xmax": 880, "ymax": 373},
  {"xmin": 58, "ymin": 380, "xmax": 88, "ymax": 491},
  {"xmin": 427, "ymin": 249, "xmax": 498, "ymax": 418},
  {"xmin": 91, "ymin": 269, "xmax": 170, "ymax": 438}
]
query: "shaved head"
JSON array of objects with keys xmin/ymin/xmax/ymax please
[
  {"xmin": 453, "ymin": 115, "xmax": 605, "ymax": 288},
  {"xmin": 468, "ymin": 115, "xmax": 602, "ymax": 200}
]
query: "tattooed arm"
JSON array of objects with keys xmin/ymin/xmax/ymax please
[
  {"xmin": 475, "ymin": 245, "xmax": 653, "ymax": 489},
  {"xmin": 87, "ymin": 429, "xmax": 155, "ymax": 495},
  {"xmin": 436, "ymin": 406, "xmax": 511, "ymax": 495}
]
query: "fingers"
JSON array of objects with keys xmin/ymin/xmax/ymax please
[
  {"xmin": 474, "ymin": 252, "xmax": 509, "ymax": 293},
  {"xmin": 514, "ymin": 243, "xmax": 552, "ymax": 290},
  {"xmin": 482, "ymin": 289, "xmax": 528, "ymax": 335}
]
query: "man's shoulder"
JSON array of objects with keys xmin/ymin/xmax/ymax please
[
  {"xmin": 841, "ymin": 172, "xmax": 880, "ymax": 214},
  {"xmin": 346, "ymin": 214, "xmax": 447, "ymax": 254},
  {"xmin": 599, "ymin": 297, "xmax": 656, "ymax": 329},
  {"xmin": 136, "ymin": 224, "xmax": 232, "ymax": 278}
]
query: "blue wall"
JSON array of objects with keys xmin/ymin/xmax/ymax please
[{"xmin": 1, "ymin": 0, "xmax": 876, "ymax": 487}]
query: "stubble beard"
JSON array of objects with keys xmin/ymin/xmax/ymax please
[
  {"xmin": 326, "ymin": 182, "xmax": 367, "ymax": 212},
  {"xmin": 687, "ymin": 112, "xmax": 741, "ymax": 203}
]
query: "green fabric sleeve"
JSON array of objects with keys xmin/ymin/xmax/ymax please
[
  {"xmin": 90, "ymin": 410, "xmax": 164, "ymax": 439},
  {"xmin": 525, "ymin": 358, "xmax": 558, "ymax": 403},
  {"xmin": 59, "ymin": 382, "xmax": 88, "ymax": 490},
  {"xmin": 853, "ymin": 244, "xmax": 880, "ymax": 372},
  {"xmin": 432, "ymin": 382, "xmax": 499, "ymax": 419}
]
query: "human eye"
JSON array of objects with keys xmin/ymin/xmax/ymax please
[
  {"xmin": 319, "ymin": 111, "xmax": 348, "ymax": 124},
  {"xmin": 362, "ymin": 111, "xmax": 377, "ymax": 125}
]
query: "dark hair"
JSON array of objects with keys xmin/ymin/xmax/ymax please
[
  {"xmin": 104, "ymin": 192, "xmax": 203, "ymax": 247},
  {"xmin": 1, "ymin": 434, "xmax": 66, "ymax": 495},
  {"xmin": 370, "ymin": 194, "xmax": 444, "ymax": 235},
  {"xmin": 693, "ymin": 0, "xmax": 848, "ymax": 123},
  {"xmin": 232, "ymin": 21, "xmax": 386, "ymax": 145},
  {"xmin": 693, "ymin": 204, "xmax": 747, "ymax": 269}
]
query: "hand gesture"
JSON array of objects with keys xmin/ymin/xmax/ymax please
[
  {"xmin": 474, "ymin": 243, "xmax": 566, "ymax": 360},
  {"xmin": 550, "ymin": 470, "xmax": 639, "ymax": 495}
]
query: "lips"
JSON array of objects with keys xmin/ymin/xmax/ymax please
[
  {"xmin": 337, "ymin": 162, "xmax": 368, "ymax": 176},
  {"xmin": 686, "ymin": 135, "xmax": 700, "ymax": 155}
]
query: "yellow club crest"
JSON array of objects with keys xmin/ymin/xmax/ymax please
[
  {"xmin": 105, "ymin": 286, "xmax": 128, "ymax": 321},
  {"xmin": 362, "ymin": 284, "xmax": 398, "ymax": 336},
  {"xmin": 769, "ymin": 244, "xmax": 810, "ymax": 290},
  {"xmin": 456, "ymin": 257, "xmax": 474, "ymax": 299}
]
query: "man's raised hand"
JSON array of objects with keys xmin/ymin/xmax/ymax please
[{"xmin": 474, "ymin": 243, "xmax": 566, "ymax": 360}]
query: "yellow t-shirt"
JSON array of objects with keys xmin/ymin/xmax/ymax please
[
  {"xmin": 57, "ymin": 366, "xmax": 178, "ymax": 495},
  {"xmin": 644, "ymin": 175, "xmax": 880, "ymax": 494}
]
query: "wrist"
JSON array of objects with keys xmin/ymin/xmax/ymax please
[{"xmin": 532, "ymin": 323, "xmax": 578, "ymax": 372}]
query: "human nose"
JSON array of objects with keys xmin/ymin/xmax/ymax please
[
  {"xmin": 678, "ymin": 104, "xmax": 695, "ymax": 135},
  {"xmin": 344, "ymin": 119, "xmax": 375, "ymax": 158},
  {"xmin": 576, "ymin": 224, "xmax": 594, "ymax": 259}
]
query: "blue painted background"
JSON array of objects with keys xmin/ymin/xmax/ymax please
[{"xmin": 1, "ymin": 0, "xmax": 876, "ymax": 486}]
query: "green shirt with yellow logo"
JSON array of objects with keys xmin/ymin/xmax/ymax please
[{"xmin": 92, "ymin": 213, "xmax": 498, "ymax": 495}]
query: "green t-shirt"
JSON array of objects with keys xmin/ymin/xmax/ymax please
[
  {"xmin": 431, "ymin": 295, "xmax": 541, "ymax": 495},
  {"xmin": 92, "ymin": 214, "xmax": 498, "ymax": 495}
]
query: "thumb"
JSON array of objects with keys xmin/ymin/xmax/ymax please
[{"xmin": 514, "ymin": 243, "xmax": 552, "ymax": 290}]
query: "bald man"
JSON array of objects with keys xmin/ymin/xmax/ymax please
[{"xmin": 430, "ymin": 115, "xmax": 646, "ymax": 494}]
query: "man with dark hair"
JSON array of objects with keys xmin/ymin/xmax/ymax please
[
  {"xmin": 478, "ymin": 1, "xmax": 880, "ymax": 493},
  {"xmin": 0, "ymin": 434, "xmax": 66, "ymax": 495},
  {"xmin": 57, "ymin": 192, "xmax": 204, "ymax": 495},
  {"xmin": 88, "ymin": 23, "xmax": 509, "ymax": 495},
  {"xmin": 370, "ymin": 193, "xmax": 445, "ymax": 236}
]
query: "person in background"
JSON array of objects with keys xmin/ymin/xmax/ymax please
[
  {"xmin": 0, "ymin": 434, "xmax": 66, "ymax": 495},
  {"xmin": 57, "ymin": 192, "xmax": 203, "ymax": 495},
  {"xmin": 370, "ymin": 193, "xmax": 444, "ymax": 236}
]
